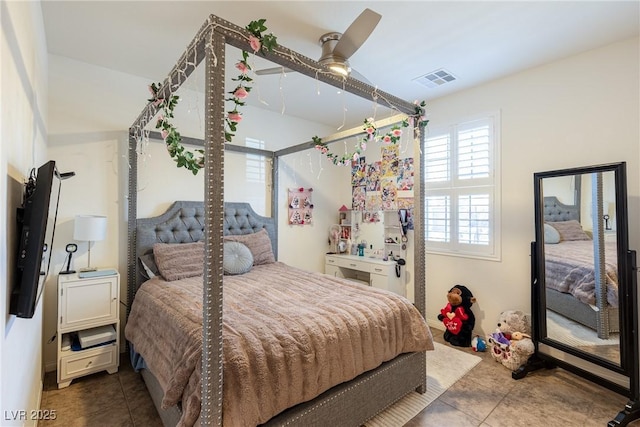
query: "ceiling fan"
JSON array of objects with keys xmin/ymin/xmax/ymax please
[{"xmin": 255, "ymin": 8, "xmax": 381, "ymax": 81}]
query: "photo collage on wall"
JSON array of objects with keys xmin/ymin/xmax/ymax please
[
  {"xmin": 351, "ymin": 145, "xmax": 414, "ymax": 229},
  {"xmin": 288, "ymin": 187, "xmax": 314, "ymax": 225}
]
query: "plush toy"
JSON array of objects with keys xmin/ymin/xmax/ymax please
[
  {"xmin": 471, "ymin": 335, "xmax": 486, "ymax": 352},
  {"xmin": 437, "ymin": 285, "xmax": 476, "ymax": 347},
  {"xmin": 486, "ymin": 310, "xmax": 535, "ymax": 371}
]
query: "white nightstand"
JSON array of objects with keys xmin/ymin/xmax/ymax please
[{"xmin": 57, "ymin": 270, "xmax": 120, "ymax": 388}]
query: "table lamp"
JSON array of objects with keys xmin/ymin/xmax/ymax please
[{"xmin": 74, "ymin": 215, "xmax": 107, "ymax": 272}]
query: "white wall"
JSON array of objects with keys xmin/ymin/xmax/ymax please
[
  {"xmin": 1, "ymin": 1, "xmax": 49, "ymax": 424},
  {"xmin": 424, "ymin": 37, "xmax": 639, "ymax": 336}
]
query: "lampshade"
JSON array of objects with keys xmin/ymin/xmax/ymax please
[{"xmin": 74, "ymin": 215, "xmax": 107, "ymax": 242}]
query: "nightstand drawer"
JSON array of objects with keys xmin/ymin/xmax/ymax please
[{"xmin": 59, "ymin": 345, "xmax": 118, "ymax": 381}]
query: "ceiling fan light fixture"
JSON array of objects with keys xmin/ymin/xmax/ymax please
[{"xmin": 328, "ymin": 62, "xmax": 350, "ymax": 77}]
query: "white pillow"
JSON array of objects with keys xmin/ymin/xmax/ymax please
[{"xmin": 223, "ymin": 242, "xmax": 254, "ymax": 275}]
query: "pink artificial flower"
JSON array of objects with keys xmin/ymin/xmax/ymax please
[
  {"xmin": 365, "ymin": 126, "xmax": 375, "ymax": 135},
  {"xmin": 322, "ymin": 147, "xmax": 328, "ymax": 154},
  {"xmin": 154, "ymin": 98, "xmax": 164, "ymax": 106},
  {"xmin": 383, "ymin": 135, "xmax": 392, "ymax": 144},
  {"xmin": 148, "ymin": 85, "xmax": 156, "ymax": 97},
  {"xmin": 353, "ymin": 153, "xmax": 359, "ymax": 162},
  {"xmin": 156, "ymin": 115, "xmax": 164, "ymax": 127},
  {"xmin": 161, "ymin": 129, "xmax": 170, "ymax": 140},
  {"xmin": 360, "ymin": 142, "xmax": 367, "ymax": 150},
  {"xmin": 392, "ymin": 129, "xmax": 402, "ymax": 137},
  {"xmin": 228, "ymin": 112, "xmax": 242, "ymax": 123},
  {"xmin": 235, "ymin": 61, "xmax": 249, "ymax": 74},
  {"xmin": 233, "ymin": 87, "xmax": 249, "ymax": 99},
  {"xmin": 249, "ymin": 35, "xmax": 261, "ymax": 53}
]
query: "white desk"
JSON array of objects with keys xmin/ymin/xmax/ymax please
[{"xmin": 325, "ymin": 254, "xmax": 405, "ymax": 297}]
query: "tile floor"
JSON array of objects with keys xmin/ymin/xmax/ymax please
[{"xmin": 40, "ymin": 330, "xmax": 639, "ymax": 426}]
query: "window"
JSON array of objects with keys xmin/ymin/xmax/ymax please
[
  {"xmin": 245, "ymin": 138, "xmax": 265, "ymax": 184},
  {"xmin": 424, "ymin": 113, "xmax": 500, "ymax": 260}
]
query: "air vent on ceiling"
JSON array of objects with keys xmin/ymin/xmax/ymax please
[{"xmin": 413, "ymin": 69, "xmax": 457, "ymax": 89}]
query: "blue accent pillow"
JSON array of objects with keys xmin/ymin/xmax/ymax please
[
  {"xmin": 544, "ymin": 223, "xmax": 561, "ymax": 244},
  {"xmin": 223, "ymin": 242, "xmax": 254, "ymax": 275}
]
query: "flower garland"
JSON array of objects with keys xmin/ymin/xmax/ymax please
[
  {"xmin": 147, "ymin": 19, "xmax": 277, "ymax": 174},
  {"xmin": 225, "ymin": 19, "xmax": 277, "ymax": 142},
  {"xmin": 313, "ymin": 100, "xmax": 429, "ymax": 166}
]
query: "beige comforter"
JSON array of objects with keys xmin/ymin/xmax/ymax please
[{"xmin": 125, "ymin": 262, "xmax": 433, "ymax": 427}]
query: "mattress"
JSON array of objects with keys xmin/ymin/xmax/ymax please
[{"xmin": 125, "ymin": 262, "xmax": 433, "ymax": 427}]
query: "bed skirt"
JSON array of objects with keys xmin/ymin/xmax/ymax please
[
  {"xmin": 140, "ymin": 351, "xmax": 426, "ymax": 427},
  {"xmin": 546, "ymin": 288, "xmax": 619, "ymax": 337}
]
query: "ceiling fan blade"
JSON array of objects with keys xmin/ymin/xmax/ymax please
[
  {"xmin": 333, "ymin": 8, "xmax": 381, "ymax": 60},
  {"xmin": 349, "ymin": 68, "xmax": 372, "ymax": 86},
  {"xmin": 255, "ymin": 66, "xmax": 294, "ymax": 76}
]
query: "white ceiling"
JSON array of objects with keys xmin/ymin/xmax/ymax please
[{"xmin": 41, "ymin": 1, "xmax": 640, "ymax": 128}]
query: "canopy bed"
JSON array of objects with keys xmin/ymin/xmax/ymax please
[{"xmin": 126, "ymin": 13, "xmax": 431, "ymax": 427}]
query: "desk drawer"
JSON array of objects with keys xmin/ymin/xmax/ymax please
[{"xmin": 327, "ymin": 257, "xmax": 369, "ymax": 271}]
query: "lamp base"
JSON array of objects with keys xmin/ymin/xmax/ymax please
[{"xmin": 59, "ymin": 270, "xmax": 76, "ymax": 275}]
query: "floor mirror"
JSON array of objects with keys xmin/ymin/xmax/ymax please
[{"xmin": 519, "ymin": 162, "xmax": 639, "ymax": 426}]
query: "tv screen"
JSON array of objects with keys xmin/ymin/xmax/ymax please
[{"xmin": 10, "ymin": 160, "xmax": 61, "ymax": 318}]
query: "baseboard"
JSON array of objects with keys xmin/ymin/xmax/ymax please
[
  {"xmin": 427, "ymin": 318, "xmax": 445, "ymax": 331},
  {"xmin": 44, "ymin": 360, "xmax": 57, "ymax": 373},
  {"xmin": 427, "ymin": 318, "xmax": 483, "ymax": 338}
]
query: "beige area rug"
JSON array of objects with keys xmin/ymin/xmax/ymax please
[
  {"xmin": 546, "ymin": 310, "xmax": 619, "ymax": 347},
  {"xmin": 365, "ymin": 342, "xmax": 482, "ymax": 427}
]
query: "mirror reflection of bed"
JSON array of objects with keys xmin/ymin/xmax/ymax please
[
  {"xmin": 125, "ymin": 13, "xmax": 432, "ymax": 427},
  {"xmin": 541, "ymin": 171, "xmax": 620, "ymax": 366}
]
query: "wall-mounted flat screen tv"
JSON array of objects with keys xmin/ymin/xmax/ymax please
[{"xmin": 10, "ymin": 160, "xmax": 61, "ymax": 318}]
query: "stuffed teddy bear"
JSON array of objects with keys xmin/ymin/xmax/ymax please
[
  {"xmin": 437, "ymin": 285, "xmax": 476, "ymax": 347},
  {"xmin": 487, "ymin": 310, "xmax": 535, "ymax": 371}
]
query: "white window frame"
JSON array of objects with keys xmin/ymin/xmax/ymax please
[
  {"xmin": 245, "ymin": 138, "xmax": 266, "ymax": 184},
  {"xmin": 424, "ymin": 111, "xmax": 501, "ymax": 261}
]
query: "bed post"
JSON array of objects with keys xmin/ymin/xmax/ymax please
[
  {"xmin": 127, "ymin": 131, "xmax": 138, "ymax": 321},
  {"xmin": 202, "ymin": 29, "xmax": 226, "ymax": 426},
  {"xmin": 413, "ymin": 120, "xmax": 428, "ymax": 394}
]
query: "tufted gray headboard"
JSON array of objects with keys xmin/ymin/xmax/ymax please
[
  {"xmin": 543, "ymin": 196, "xmax": 580, "ymax": 222},
  {"xmin": 133, "ymin": 201, "xmax": 277, "ymax": 292}
]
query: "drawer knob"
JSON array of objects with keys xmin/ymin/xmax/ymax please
[
  {"xmin": 86, "ymin": 361, "xmax": 93, "ymax": 368},
  {"xmin": 349, "ymin": 263, "xmax": 357, "ymax": 267}
]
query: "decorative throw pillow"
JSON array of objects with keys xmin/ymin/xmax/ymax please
[
  {"xmin": 153, "ymin": 241, "xmax": 204, "ymax": 281},
  {"xmin": 139, "ymin": 253, "xmax": 158, "ymax": 279},
  {"xmin": 546, "ymin": 220, "xmax": 591, "ymax": 241},
  {"xmin": 223, "ymin": 242, "xmax": 254, "ymax": 275},
  {"xmin": 223, "ymin": 228, "xmax": 275, "ymax": 265},
  {"xmin": 543, "ymin": 223, "xmax": 561, "ymax": 244}
]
